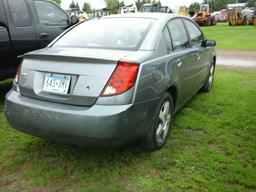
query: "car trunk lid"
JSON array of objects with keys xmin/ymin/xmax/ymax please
[{"xmin": 18, "ymin": 47, "xmax": 134, "ymax": 106}]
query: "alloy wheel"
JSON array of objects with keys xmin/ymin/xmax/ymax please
[{"xmin": 156, "ymin": 101, "xmax": 171, "ymax": 143}]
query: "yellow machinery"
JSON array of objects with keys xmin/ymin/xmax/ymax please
[
  {"xmin": 228, "ymin": 7, "xmax": 247, "ymax": 25},
  {"xmin": 248, "ymin": 16, "xmax": 256, "ymax": 25},
  {"xmin": 179, "ymin": 6, "xmax": 189, "ymax": 16},
  {"xmin": 194, "ymin": 4, "xmax": 216, "ymax": 26},
  {"xmin": 248, "ymin": 7, "xmax": 256, "ymax": 25}
]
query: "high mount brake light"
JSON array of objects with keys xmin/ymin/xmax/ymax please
[{"xmin": 101, "ymin": 61, "xmax": 139, "ymax": 96}]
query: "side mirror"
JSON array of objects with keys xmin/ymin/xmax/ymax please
[
  {"xmin": 203, "ymin": 40, "xmax": 216, "ymax": 47},
  {"xmin": 70, "ymin": 15, "xmax": 78, "ymax": 26}
]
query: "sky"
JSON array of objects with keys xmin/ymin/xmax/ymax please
[{"xmin": 61, "ymin": 0, "xmax": 203, "ymax": 10}]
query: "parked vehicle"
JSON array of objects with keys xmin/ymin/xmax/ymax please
[
  {"xmin": 194, "ymin": 4, "xmax": 217, "ymax": 26},
  {"xmin": 248, "ymin": 10, "xmax": 256, "ymax": 25},
  {"xmin": 142, "ymin": 3, "xmax": 172, "ymax": 13},
  {"xmin": 220, "ymin": 9, "xmax": 229, "ymax": 22},
  {"xmin": 178, "ymin": 6, "xmax": 189, "ymax": 17},
  {"xmin": 212, "ymin": 11, "xmax": 222, "ymax": 22},
  {"xmin": 246, "ymin": 7, "xmax": 256, "ymax": 25},
  {"xmin": 5, "ymin": 13, "xmax": 216, "ymax": 150},
  {"xmin": 120, "ymin": 4, "xmax": 137, "ymax": 14},
  {"xmin": 228, "ymin": 7, "xmax": 247, "ymax": 25},
  {"xmin": 0, "ymin": 0, "xmax": 78, "ymax": 81}
]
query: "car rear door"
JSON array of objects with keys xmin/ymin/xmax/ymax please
[
  {"xmin": 2, "ymin": 0, "xmax": 37, "ymax": 59},
  {"xmin": 29, "ymin": 0, "xmax": 70, "ymax": 48},
  {"xmin": 166, "ymin": 18, "xmax": 199, "ymax": 106},
  {"xmin": 183, "ymin": 18, "xmax": 210, "ymax": 86}
]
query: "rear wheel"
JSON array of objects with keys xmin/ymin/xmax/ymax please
[
  {"xmin": 201, "ymin": 62, "xmax": 215, "ymax": 92},
  {"xmin": 207, "ymin": 17, "xmax": 211, "ymax": 26},
  {"xmin": 142, "ymin": 92, "xmax": 174, "ymax": 150}
]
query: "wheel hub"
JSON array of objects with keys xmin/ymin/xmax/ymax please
[{"xmin": 156, "ymin": 101, "xmax": 171, "ymax": 143}]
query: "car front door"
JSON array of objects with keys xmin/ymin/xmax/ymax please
[
  {"xmin": 29, "ymin": 0, "xmax": 70, "ymax": 48},
  {"xmin": 166, "ymin": 18, "xmax": 199, "ymax": 106},
  {"xmin": 183, "ymin": 19, "xmax": 209, "ymax": 87}
]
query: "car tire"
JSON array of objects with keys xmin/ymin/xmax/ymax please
[
  {"xmin": 142, "ymin": 92, "xmax": 174, "ymax": 150},
  {"xmin": 201, "ymin": 62, "xmax": 215, "ymax": 92}
]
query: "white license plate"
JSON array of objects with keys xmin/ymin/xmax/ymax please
[{"xmin": 43, "ymin": 73, "xmax": 71, "ymax": 95}]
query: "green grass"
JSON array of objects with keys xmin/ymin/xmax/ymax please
[
  {"xmin": 0, "ymin": 68, "xmax": 256, "ymax": 192},
  {"xmin": 201, "ymin": 22, "xmax": 256, "ymax": 50}
]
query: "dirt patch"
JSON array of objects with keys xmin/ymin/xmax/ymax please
[
  {"xmin": 217, "ymin": 50, "xmax": 256, "ymax": 58},
  {"xmin": 216, "ymin": 50, "xmax": 256, "ymax": 68}
]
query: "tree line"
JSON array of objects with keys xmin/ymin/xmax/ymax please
[
  {"xmin": 198, "ymin": 0, "xmax": 255, "ymax": 11},
  {"xmin": 51, "ymin": 0, "xmax": 255, "ymax": 14}
]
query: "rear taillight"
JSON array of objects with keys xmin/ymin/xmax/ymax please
[
  {"xmin": 14, "ymin": 62, "xmax": 22, "ymax": 84},
  {"xmin": 101, "ymin": 61, "xmax": 139, "ymax": 96}
]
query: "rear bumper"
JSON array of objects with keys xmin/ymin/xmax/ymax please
[{"xmin": 5, "ymin": 90, "xmax": 159, "ymax": 147}]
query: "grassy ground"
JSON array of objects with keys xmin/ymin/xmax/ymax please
[
  {"xmin": 0, "ymin": 68, "xmax": 256, "ymax": 192},
  {"xmin": 201, "ymin": 22, "xmax": 256, "ymax": 50}
]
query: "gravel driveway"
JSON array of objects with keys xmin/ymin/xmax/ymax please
[{"xmin": 217, "ymin": 50, "xmax": 256, "ymax": 68}]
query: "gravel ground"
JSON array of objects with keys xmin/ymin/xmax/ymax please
[{"xmin": 217, "ymin": 50, "xmax": 256, "ymax": 68}]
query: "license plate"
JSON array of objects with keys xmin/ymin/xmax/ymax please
[{"xmin": 43, "ymin": 73, "xmax": 71, "ymax": 95}]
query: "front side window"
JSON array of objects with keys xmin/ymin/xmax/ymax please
[
  {"xmin": 167, "ymin": 19, "xmax": 189, "ymax": 51},
  {"xmin": 183, "ymin": 19, "xmax": 204, "ymax": 47},
  {"xmin": 8, "ymin": 0, "xmax": 31, "ymax": 27},
  {"xmin": 54, "ymin": 18, "xmax": 154, "ymax": 50},
  {"xmin": 35, "ymin": 0, "xmax": 68, "ymax": 26}
]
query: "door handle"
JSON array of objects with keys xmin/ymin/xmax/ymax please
[{"xmin": 39, "ymin": 33, "xmax": 49, "ymax": 39}]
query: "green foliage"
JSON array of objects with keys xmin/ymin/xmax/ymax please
[
  {"xmin": 1, "ymin": 68, "xmax": 256, "ymax": 191},
  {"xmin": 75, "ymin": 2, "xmax": 80, "ymax": 10},
  {"xmin": 51, "ymin": 0, "xmax": 61, "ymax": 5},
  {"xmin": 69, "ymin": 0, "xmax": 76, "ymax": 9},
  {"xmin": 189, "ymin": 2, "xmax": 200, "ymax": 11},
  {"xmin": 119, "ymin": 0, "xmax": 125, "ymax": 7},
  {"xmin": 135, "ymin": 0, "xmax": 151, "ymax": 11},
  {"xmin": 82, "ymin": 2, "xmax": 92, "ymax": 13},
  {"xmin": 247, "ymin": 0, "xmax": 256, "ymax": 7},
  {"xmin": 104, "ymin": 0, "xmax": 120, "ymax": 14},
  {"xmin": 69, "ymin": 0, "xmax": 80, "ymax": 10}
]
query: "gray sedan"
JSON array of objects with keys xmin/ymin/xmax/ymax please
[{"xmin": 5, "ymin": 13, "xmax": 216, "ymax": 150}]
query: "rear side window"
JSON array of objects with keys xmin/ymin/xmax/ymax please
[
  {"xmin": 54, "ymin": 18, "xmax": 154, "ymax": 50},
  {"xmin": 35, "ymin": 0, "xmax": 68, "ymax": 26},
  {"xmin": 163, "ymin": 26, "xmax": 172, "ymax": 53},
  {"xmin": 183, "ymin": 19, "xmax": 204, "ymax": 47},
  {"xmin": 8, "ymin": 0, "xmax": 31, "ymax": 27},
  {"xmin": 167, "ymin": 19, "xmax": 189, "ymax": 51}
]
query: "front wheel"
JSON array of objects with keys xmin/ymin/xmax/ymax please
[
  {"xmin": 142, "ymin": 92, "xmax": 174, "ymax": 150},
  {"xmin": 201, "ymin": 63, "xmax": 215, "ymax": 92}
]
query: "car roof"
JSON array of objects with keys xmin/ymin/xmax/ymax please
[{"xmin": 101, "ymin": 13, "xmax": 179, "ymax": 21}]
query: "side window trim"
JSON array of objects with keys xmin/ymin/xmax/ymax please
[
  {"xmin": 182, "ymin": 18, "xmax": 205, "ymax": 48},
  {"xmin": 181, "ymin": 18, "xmax": 192, "ymax": 48},
  {"xmin": 166, "ymin": 25, "xmax": 174, "ymax": 52},
  {"xmin": 162, "ymin": 25, "xmax": 174, "ymax": 54}
]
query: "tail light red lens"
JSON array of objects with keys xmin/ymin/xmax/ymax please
[
  {"xmin": 14, "ymin": 62, "xmax": 22, "ymax": 84},
  {"xmin": 101, "ymin": 61, "xmax": 140, "ymax": 96}
]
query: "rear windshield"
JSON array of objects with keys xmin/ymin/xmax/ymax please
[{"xmin": 53, "ymin": 18, "xmax": 155, "ymax": 50}]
